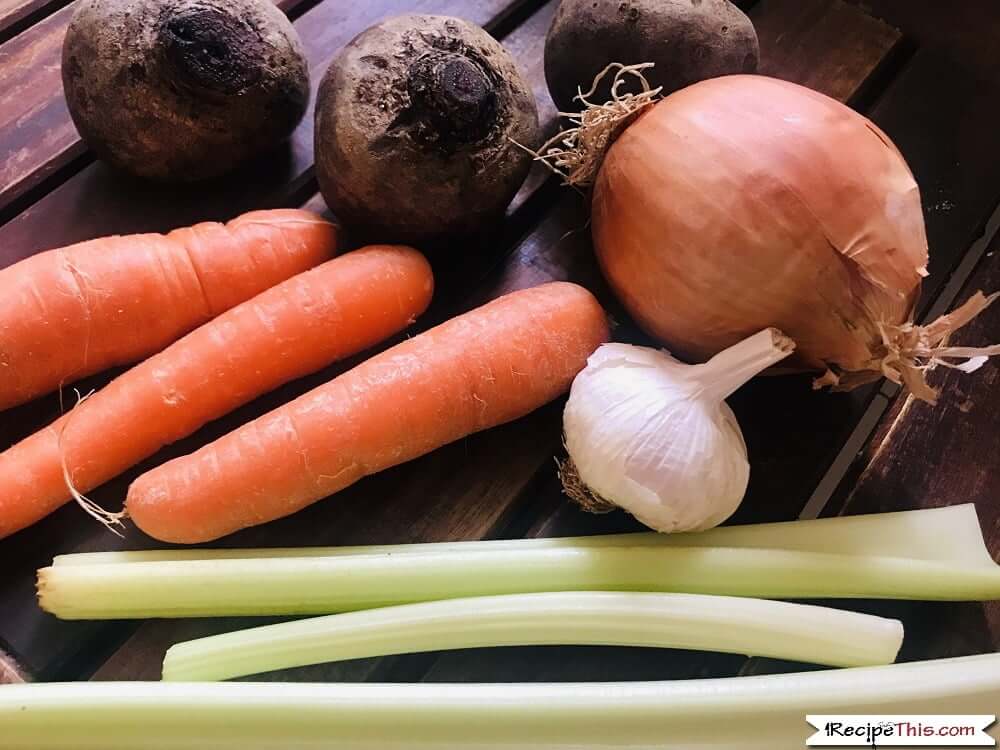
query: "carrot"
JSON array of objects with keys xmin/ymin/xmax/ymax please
[
  {"xmin": 0, "ymin": 209, "xmax": 336, "ymax": 411},
  {"xmin": 0, "ymin": 246, "xmax": 433, "ymax": 540},
  {"xmin": 127, "ymin": 282, "xmax": 609, "ymax": 543}
]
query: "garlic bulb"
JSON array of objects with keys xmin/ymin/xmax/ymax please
[{"xmin": 562, "ymin": 329, "xmax": 794, "ymax": 533}]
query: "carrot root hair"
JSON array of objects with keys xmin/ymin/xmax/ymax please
[{"xmin": 59, "ymin": 388, "xmax": 127, "ymax": 537}]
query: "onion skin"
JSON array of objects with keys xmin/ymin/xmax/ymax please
[{"xmin": 592, "ymin": 75, "xmax": 928, "ymax": 376}]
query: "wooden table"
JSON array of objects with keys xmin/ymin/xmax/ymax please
[{"xmin": 1, "ymin": 0, "xmax": 998, "ymax": 693}]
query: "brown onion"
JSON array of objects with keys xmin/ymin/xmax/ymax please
[{"xmin": 591, "ymin": 74, "xmax": 995, "ymax": 401}]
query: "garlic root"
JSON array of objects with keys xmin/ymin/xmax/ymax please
[{"xmin": 557, "ymin": 457, "xmax": 616, "ymax": 514}]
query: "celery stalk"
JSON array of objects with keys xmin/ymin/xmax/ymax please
[
  {"xmin": 3, "ymin": 655, "xmax": 1000, "ymax": 749},
  {"xmin": 51, "ymin": 504, "xmax": 991, "ymax": 567},
  {"xmin": 162, "ymin": 592, "xmax": 903, "ymax": 681},
  {"xmin": 38, "ymin": 542, "xmax": 1000, "ymax": 620}
]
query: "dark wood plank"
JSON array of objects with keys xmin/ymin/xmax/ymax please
[
  {"xmin": 423, "ymin": 644, "xmax": 743, "ymax": 683},
  {"xmin": 0, "ymin": 4, "xmax": 81, "ymax": 218},
  {"xmin": 751, "ymin": 0, "xmax": 902, "ymax": 103},
  {"xmin": 869, "ymin": 50, "xmax": 1000, "ymax": 304},
  {"xmin": 845, "ymin": 0, "xmax": 1000, "ymax": 88},
  {"xmin": 0, "ymin": 0, "xmax": 52, "ymax": 26},
  {"xmin": 0, "ymin": 0, "xmax": 556, "ymax": 681}
]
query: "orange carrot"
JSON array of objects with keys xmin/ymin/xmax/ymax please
[
  {"xmin": 127, "ymin": 282, "xmax": 609, "ymax": 543},
  {"xmin": 0, "ymin": 209, "xmax": 336, "ymax": 411},
  {"xmin": 0, "ymin": 246, "xmax": 433, "ymax": 540}
]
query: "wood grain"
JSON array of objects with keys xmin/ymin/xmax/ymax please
[
  {"xmin": 751, "ymin": 0, "xmax": 902, "ymax": 103},
  {"xmin": 0, "ymin": 647, "xmax": 27, "ymax": 683},
  {"xmin": 0, "ymin": 4, "xmax": 80, "ymax": 217},
  {"xmin": 0, "ymin": 0, "xmax": 65, "ymax": 42}
]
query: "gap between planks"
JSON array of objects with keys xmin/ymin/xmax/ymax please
[{"xmin": 0, "ymin": 0, "xmax": 69, "ymax": 45}]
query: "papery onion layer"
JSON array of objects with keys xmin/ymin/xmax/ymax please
[{"xmin": 593, "ymin": 75, "xmax": 937, "ymax": 391}]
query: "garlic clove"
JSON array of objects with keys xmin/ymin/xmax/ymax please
[{"xmin": 619, "ymin": 401, "xmax": 750, "ymax": 532}]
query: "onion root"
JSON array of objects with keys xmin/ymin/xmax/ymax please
[
  {"xmin": 823, "ymin": 290, "xmax": 1000, "ymax": 403},
  {"xmin": 523, "ymin": 63, "xmax": 662, "ymax": 187}
]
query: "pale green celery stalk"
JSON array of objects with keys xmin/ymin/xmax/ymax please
[
  {"xmin": 51, "ymin": 503, "xmax": 991, "ymax": 567},
  {"xmin": 38, "ymin": 542, "xmax": 1000, "ymax": 620},
  {"xmin": 162, "ymin": 592, "xmax": 904, "ymax": 681},
  {"xmin": 3, "ymin": 655, "xmax": 1000, "ymax": 750}
]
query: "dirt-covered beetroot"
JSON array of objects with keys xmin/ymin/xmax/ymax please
[
  {"xmin": 545, "ymin": 0, "xmax": 759, "ymax": 112},
  {"xmin": 62, "ymin": 0, "xmax": 309, "ymax": 181},
  {"xmin": 314, "ymin": 15, "xmax": 540, "ymax": 244}
]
